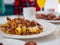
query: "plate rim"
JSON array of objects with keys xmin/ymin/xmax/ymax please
[{"xmin": 1, "ymin": 21, "xmax": 57, "ymax": 39}]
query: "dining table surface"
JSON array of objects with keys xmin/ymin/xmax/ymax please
[{"xmin": 0, "ymin": 15, "xmax": 60, "ymax": 45}]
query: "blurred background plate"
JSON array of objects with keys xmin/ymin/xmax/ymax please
[{"xmin": 36, "ymin": 11, "xmax": 60, "ymax": 23}]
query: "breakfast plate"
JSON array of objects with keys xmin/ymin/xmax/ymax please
[
  {"xmin": 36, "ymin": 11, "xmax": 60, "ymax": 23},
  {"xmin": 0, "ymin": 16, "xmax": 57, "ymax": 39}
]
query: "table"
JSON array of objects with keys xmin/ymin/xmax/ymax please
[{"xmin": 0, "ymin": 16, "xmax": 60, "ymax": 45}]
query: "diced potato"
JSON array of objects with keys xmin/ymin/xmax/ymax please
[
  {"xmin": 28, "ymin": 27, "xmax": 38, "ymax": 33},
  {"xmin": 15, "ymin": 27, "xmax": 21, "ymax": 35},
  {"xmin": 22, "ymin": 26, "xmax": 26, "ymax": 32},
  {"xmin": 6, "ymin": 31, "xmax": 9, "ymax": 34},
  {"xmin": 38, "ymin": 26, "xmax": 43, "ymax": 30},
  {"xmin": 18, "ymin": 24, "xmax": 22, "ymax": 27},
  {"xmin": 4, "ymin": 23, "xmax": 9, "ymax": 27},
  {"xmin": 11, "ymin": 22, "xmax": 15, "ymax": 25},
  {"xmin": 1, "ymin": 27, "xmax": 6, "ymax": 32},
  {"xmin": 7, "ymin": 20, "xmax": 11, "ymax": 24}
]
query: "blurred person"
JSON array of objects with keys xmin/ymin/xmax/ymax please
[{"xmin": 14, "ymin": 0, "xmax": 44, "ymax": 15}]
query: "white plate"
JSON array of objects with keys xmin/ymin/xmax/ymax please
[
  {"xmin": 0, "ymin": 38, "xmax": 25, "ymax": 45},
  {"xmin": 0, "ymin": 16, "xmax": 57, "ymax": 39},
  {"xmin": 36, "ymin": 11, "xmax": 60, "ymax": 23}
]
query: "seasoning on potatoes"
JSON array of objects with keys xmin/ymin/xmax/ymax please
[
  {"xmin": 15, "ymin": 27, "xmax": 21, "ymax": 35},
  {"xmin": 22, "ymin": 26, "xmax": 27, "ymax": 33},
  {"xmin": 28, "ymin": 27, "xmax": 38, "ymax": 33},
  {"xmin": 1, "ymin": 17, "xmax": 43, "ymax": 35}
]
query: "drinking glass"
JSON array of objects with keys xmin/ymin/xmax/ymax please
[{"xmin": 37, "ymin": 0, "xmax": 46, "ymax": 12}]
